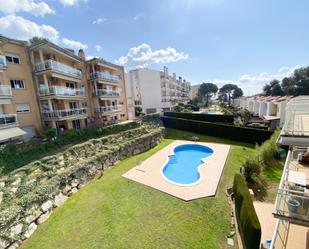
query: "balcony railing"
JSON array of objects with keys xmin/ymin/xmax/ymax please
[
  {"xmin": 95, "ymin": 89, "xmax": 120, "ymax": 98},
  {"xmin": 95, "ymin": 105, "xmax": 121, "ymax": 113},
  {"xmin": 42, "ymin": 108, "xmax": 87, "ymax": 120},
  {"xmin": 89, "ymin": 71, "xmax": 120, "ymax": 83},
  {"xmin": 39, "ymin": 86, "xmax": 85, "ymax": 98},
  {"xmin": 34, "ymin": 60, "xmax": 82, "ymax": 78},
  {"xmin": 0, "ymin": 114, "xmax": 18, "ymax": 128},
  {"xmin": 273, "ymin": 148, "xmax": 309, "ymax": 225},
  {"xmin": 0, "ymin": 85, "xmax": 12, "ymax": 98}
]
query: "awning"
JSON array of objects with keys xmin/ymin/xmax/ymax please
[
  {"xmin": 0, "ymin": 127, "xmax": 26, "ymax": 142},
  {"xmin": 263, "ymin": 115, "xmax": 280, "ymax": 121}
]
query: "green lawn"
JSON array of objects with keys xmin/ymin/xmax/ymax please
[{"xmin": 21, "ymin": 128, "xmax": 256, "ymax": 249}]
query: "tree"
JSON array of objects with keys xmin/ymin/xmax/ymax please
[
  {"xmin": 29, "ymin": 36, "xmax": 49, "ymax": 45},
  {"xmin": 219, "ymin": 84, "xmax": 238, "ymax": 106},
  {"xmin": 294, "ymin": 67, "xmax": 309, "ymax": 95},
  {"xmin": 263, "ymin": 79, "xmax": 283, "ymax": 96},
  {"xmin": 232, "ymin": 87, "xmax": 244, "ymax": 99},
  {"xmin": 281, "ymin": 77, "xmax": 296, "ymax": 96},
  {"xmin": 197, "ymin": 82, "xmax": 218, "ymax": 107}
]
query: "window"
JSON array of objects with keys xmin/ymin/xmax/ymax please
[
  {"xmin": 16, "ymin": 103, "xmax": 30, "ymax": 113},
  {"xmin": 72, "ymin": 120, "xmax": 81, "ymax": 129},
  {"xmin": 10, "ymin": 79, "xmax": 25, "ymax": 89},
  {"xmin": 5, "ymin": 54, "xmax": 20, "ymax": 64}
]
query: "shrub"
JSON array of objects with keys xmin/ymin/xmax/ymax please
[
  {"xmin": 0, "ymin": 122, "xmax": 140, "ymax": 175},
  {"xmin": 164, "ymin": 112, "xmax": 234, "ymax": 124},
  {"xmin": 242, "ymin": 157, "xmax": 261, "ymax": 182},
  {"xmin": 233, "ymin": 174, "xmax": 261, "ymax": 249},
  {"xmin": 161, "ymin": 116, "xmax": 273, "ymax": 144}
]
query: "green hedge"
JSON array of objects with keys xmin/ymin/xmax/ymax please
[
  {"xmin": 0, "ymin": 121, "xmax": 140, "ymax": 175},
  {"xmin": 164, "ymin": 112, "xmax": 234, "ymax": 124},
  {"xmin": 161, "ymin": 116, "xmax": 273, "ymax": 144},
  {"xmin": 233, "ymin": 174, "xmax": 261, "ymax": 249}
]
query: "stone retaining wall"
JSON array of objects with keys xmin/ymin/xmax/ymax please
[{"xmin": 0, "ymin": 125, "xmax": 165, "ymax": 249}]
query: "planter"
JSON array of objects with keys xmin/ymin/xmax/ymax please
[{"xmin": 287, "ymin": 198, "xmax": 300, "ymax": 213}]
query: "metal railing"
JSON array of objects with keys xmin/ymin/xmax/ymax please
[
  {"xmin": 273, "ymin": 148, "xmax": 309, "ymax": 224},
  {"xmin": 95, "ymin": 105, "xmax": 121, "ymax": 113},
  {"xmin": 39, "ymin": 86, "xmax": 85, "ymax": 97},
  {"xmin": 89, "ymin": 71, "xmax": 120, "ymax": 83},
  {"xmin": 95, "ymin": 89, "xmax": 120, "ymax": 97},
  {"xmin": 42, "ymin": 108, "xmax": 87, "ymax": 120},
  {"xmin": 34, "ymin": 60, "xmax": 82, "ymax": 78},
  {"xmin": 0, "ymin": 85, "xmax": 12, "ymax": 97},
  {"xmin": 0, "ymin": 114, "xmax": 18, "ymax": 128}
]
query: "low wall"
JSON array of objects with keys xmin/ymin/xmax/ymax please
[{"xmin": 0, "ymin": 125, "xmax": 165, "ymax": 248}]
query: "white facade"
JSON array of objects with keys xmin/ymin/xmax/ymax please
[{"xmin": 125, "ymin": 66, "xmax": 191, "ymax": 115}]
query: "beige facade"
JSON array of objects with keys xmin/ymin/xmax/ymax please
[
  {"xmin": 0, "ymin": 35, "xmax": 129, "ymax": 143},
  {"xmin": 87, "ymin": 58, "xmax": 128, "ymax": 125},
  {"xmin": 0, "ymin": 36, "xmax": 42, "ymax": 142}
]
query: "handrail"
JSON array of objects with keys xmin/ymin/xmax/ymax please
[{"xmin": 34, "ymin": 60, "xmax": 82, "ymax": 78}]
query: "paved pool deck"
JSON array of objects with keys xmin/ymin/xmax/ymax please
[{"xmin": 122, "ymin": 140, "xmax": 230, "ymax": 201}]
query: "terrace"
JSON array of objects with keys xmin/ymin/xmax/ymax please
[
  {"xmin": 38, "ymin": 86, "xmax": 85, "ymax": 99},
  {"xmin": 0, "ymin": 114, "xmax": 18, "ymax": 129},
  {"xmin": 34, "ymin": 60, "xmax": 82, "ymax": 79},
  {"xmin": 89, "ymin": 71, "xmax": 120, "ymax": 83},
  {"xmin": 95, "ymin": 89, "xmax": 120, "ymax": 98},
  {"xmin": 0, "ymin": 85, "xmax": 12, "ymax": 98},
  {"xmin": 41, "ymin": 108, "xmax": 87, "ymax": 121}
]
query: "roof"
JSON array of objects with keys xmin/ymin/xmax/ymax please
[
  {"xmin": 86, "ymin": 57, "xmax": 123, "ymax": 70},
  {"xmin": 29, "ymin": 40, "xmax": 82, "ymax": 61}
]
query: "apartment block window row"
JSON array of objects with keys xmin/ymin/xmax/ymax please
[{"xmin": 5, "ymin": 54, "xmax": 20, "ymax": 64}]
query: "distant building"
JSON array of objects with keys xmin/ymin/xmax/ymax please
[
  {"xmin": 190, "ymin": 84, "xmax": 200, "ymax": 99},
  {"xmin": 125, "ymin": 66, "xmax": 191, "ymax": 115}
]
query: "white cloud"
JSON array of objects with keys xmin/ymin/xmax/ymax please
[
  {"xmin": 0, "ymin": 15, "xmax": 59, "ymax": 43},
  {"xmin": 211, "ymin": 65, "xmax": 300, "ymax": 95},
  {"xmin": 0, "ymin": 0, "xmax": 55, "ymax": 17},
  {"xmin": 92, "ymin": 17, "xmax": 107, "ymax": 25},
  {"xmin": 58, "ymin": 0, "xmax": 87, "ymax": 7},
  {"xmin": 116, "ymin": 43, "xmax": 188, "ymax": 67},
  {"xmin": 62, "ymin": 38, "xmax": 88, "ymax": 50},
  {"xmin": 95, "ymin": 45, "xmax": 102, "ymax": 52}
]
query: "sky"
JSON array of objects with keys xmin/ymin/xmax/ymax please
[{"xmin": 0, "ymin": 0, "xmax": 308, "ymax": 95}]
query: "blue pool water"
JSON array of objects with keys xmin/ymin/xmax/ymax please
[{"xmin": 162, "ymin": 144, "xmax": 214, "ymax": 185}]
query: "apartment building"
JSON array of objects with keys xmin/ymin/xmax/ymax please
[
  {"xmin": 0, "ymin": 35, "xmax": 129, "ymax": 143},
  {"xmin": 29, "ymin": 40, "xmax": 89, "ymax": 130},
  {"xmin": 125, "ymin": 66, "xmax": 191, "ymax": 115},
  {"xmin": 87, "ymin": 58, "xmax": 128, "ymax": 125},
  {"xmin": 0, "ymin": 36, "xmax": 42, "ymax": 143},
  {"xmin": 270, "ymin": 96, "xmax": 309, "ymax": 249}
]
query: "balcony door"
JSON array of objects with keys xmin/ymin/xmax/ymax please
[
  {"xmin": 72, "ymin": 119, "xmax": 81, "ymax": 129},
  {"xmin": 69, "ymin": 102, "xmax": 77, "ymax": 110}
]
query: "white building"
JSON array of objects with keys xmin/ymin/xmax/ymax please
[{"xmin": 125, "ymin": 66, "xmax": 191, "ymax": 115}]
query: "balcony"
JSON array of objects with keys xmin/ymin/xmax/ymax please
[
  {"xmin": 95, "ymin": 105, "xmax": 121, "ymax": 114},
  {"xmin": 273, "ymin": 147, "xmax": 309, "ymax": 226},
  {"xmin": 0, "ymin": 85, "xmax": 12, "ymax": 98},
  {"xmin": 95, "ymin": 89, "xmax": 120, "ymax": 98},
  {"xmin": 34, "ymin": 60, "xmax": 82, "ymax": 79},
  {"xmin": 89, "ymin": 71, "xmax": 120, "ymax": 83},
  {"xmin": 0, "ymin": 114, "xmax": 18, "ymax": 129},
  {"xmin": 39, "ymin": 86, "xmax": 85, "ymax": 99},
  {"xmin": 0, "ymin": 55, "xmax": 7, "ymax": 71},
  {"xmin": 42, "ymin": 108, "xmax": 87, "ymax": 121}
]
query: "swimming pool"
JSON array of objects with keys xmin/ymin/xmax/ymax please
[{"xmin": 162, "ymin": 144, "xmax": 214, "ymax": 185}]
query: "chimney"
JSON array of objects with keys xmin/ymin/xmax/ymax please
[
  {"xmin": 178, "ymin": 76, "xmax": 182, "ymax": 82},
  {"xmin": 78, "ymin": 49, "xmax": 85, "ymax": 60},
  {"xmin": 173, "ymin": 73, "xmax": 176, "ymax": 80},
  {"xmin": 163, "ymin": 66, "xmax": 168, "ymax": 77}
]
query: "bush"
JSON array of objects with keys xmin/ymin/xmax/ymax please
[
  {"xmin": 164, "ymin": 112, "xmax": 234, "ymax": 124},
  {"xmin": 161, "ymin": 116, "xmax": 273, "ymax": 144},
  {"xmin": 233, "ymin": 174, "xmax": 261, "ymax": 249},
  {"xmin": 242, "ymin": 157, "xmax": 261, "ymax": 182},
  {"xmin": 0, "ymin": 122, "xmax": 140, "ymax": 175}
]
